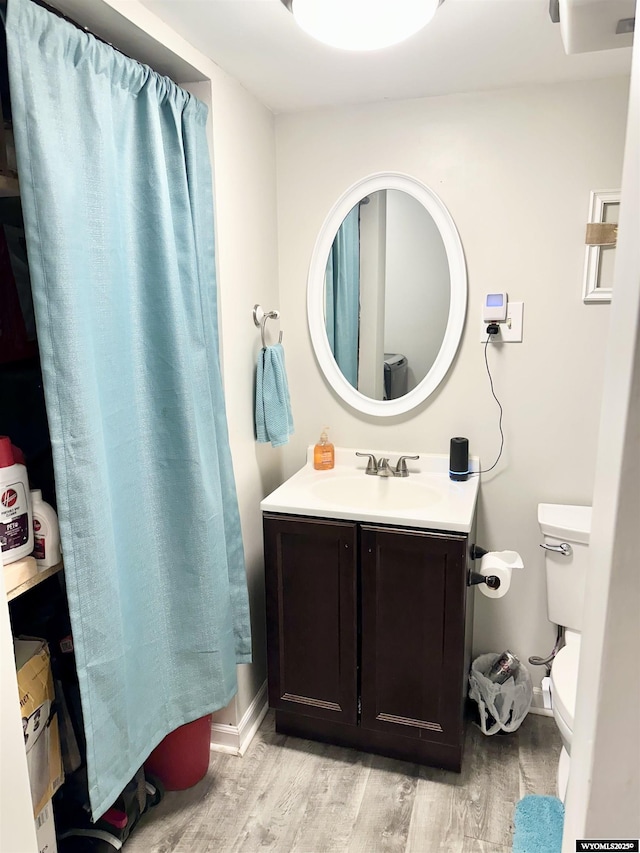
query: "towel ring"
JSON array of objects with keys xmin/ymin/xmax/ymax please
[{"xmin": 253, "ymin": 304, "xmax": 283, "ymax": 348}]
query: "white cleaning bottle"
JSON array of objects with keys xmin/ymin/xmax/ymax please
[
  {"xmin": 0, "ymin": 436, "xmax": 34, "ymax": 565},
  {"xmin": 30, "ymin": 489, "xmax": 61, "ymax": 569}
]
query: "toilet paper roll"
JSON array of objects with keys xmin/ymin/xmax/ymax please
[{"xmin": 477, "ymin": 553, "xmax": 513, "ymax": 598}]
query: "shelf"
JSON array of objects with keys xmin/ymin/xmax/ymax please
[
  {"xmin": 0, "ymin": 172, "xmax": 20, "ymax": 197},
  {"xmin": 5, "ymin": 560, "xmax": 64, "ymax": 603}
]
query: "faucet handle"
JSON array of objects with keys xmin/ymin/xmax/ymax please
[
  {"xmin": 394, "ymin": 455, "xmax": 420, "ymax": 477},
  {"xmin": 355, "ymin": 452, "xmax": 378, "ymax": 475}
]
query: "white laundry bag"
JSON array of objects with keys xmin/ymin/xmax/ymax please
[{"xmin": 468, "ymin": 653, "xmax": 533, "ymax": 735}]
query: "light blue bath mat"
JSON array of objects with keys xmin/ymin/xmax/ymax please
[{"xmin": 513, "ymin": 794, "xmax": 564, "ymax": 853}]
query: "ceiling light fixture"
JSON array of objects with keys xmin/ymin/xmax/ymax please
[{"xmin": 279, "ymin": 0, "xmax": 445, "ymax": 52}]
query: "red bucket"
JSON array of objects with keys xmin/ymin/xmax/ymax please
[{"xmin": 144, "ymin": 714, "xmax": 212, "ymax": 790}]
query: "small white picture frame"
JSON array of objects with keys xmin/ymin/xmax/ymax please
[{"xmin": 582, "ymin": 189, "xmax": 620, "ymax": 304}]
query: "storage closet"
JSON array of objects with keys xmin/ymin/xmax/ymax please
[
  {"xmin": 2, "ymin": 19, "xmax": 164, "ymax": 849},
  {"xmin": 0, "ymin": 26, "xmax": 80, "ymax": 849},
  {"xmin": 1, "ymin": 13, "xmax": 169, "ymax": 846},
  {"xmin": 1, "ymin": 2, "xmax": 248, "ymax": 846}
]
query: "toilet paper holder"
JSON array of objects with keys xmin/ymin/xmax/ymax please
[
  {"xmin": 468, "ymin": 545, "xmax": 499, "ymax": 588},
  {"xmin": 470, "ymin": 544, "xmax": 489, "ymax": 561},
  {"xmin": 467, "ymin": 544, "xmax": 523, "ymax": 591},
  {"xmin": 468, "ymin": 571, "xmax": 502, "ymax": 590}
]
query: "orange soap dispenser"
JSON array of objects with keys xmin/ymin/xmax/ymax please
[{"xmin": 313, "ymin": 427, "xmax": 335, "ymax": 470}]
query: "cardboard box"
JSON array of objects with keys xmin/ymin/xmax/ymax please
[
  {"xmin": 35, "ymin": 799, "xmax": 57, "ymax": 853},
  {"xmin": 14, "ymin": 639, "xmax": 64, "ymax": 818},
  {"xmin": 3, "ymin": 556, "xmax": 38, "ymax": 596}
]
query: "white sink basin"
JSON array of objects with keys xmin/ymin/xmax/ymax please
[
  {"xmin": 261, "ymin": 446, "xmax": 480, "ymax": 533},
  {"xmin": 309, "ymin": 474, "xmax": 442, "ymax": 512}
]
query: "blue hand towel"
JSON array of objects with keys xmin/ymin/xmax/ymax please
[{"xmin": 256, "ymin": 343, "xmax": 294, "ymax": 447}]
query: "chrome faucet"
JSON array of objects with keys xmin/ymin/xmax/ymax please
[
  {"xmin": 377, "ymin": 457, "xmax": 393, "ymax": 477},
  {"xmin": 355, "ymin": 452, "xmax": 420, "ymax": 477}
]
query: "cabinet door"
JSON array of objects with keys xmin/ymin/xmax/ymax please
[
  {"xmin": 264, "ymin": 514, "xmax": 358, "ymax": 724},
  {"xmin": 360, "ymin": 525, "xmax": 467, "ymax": 746}
]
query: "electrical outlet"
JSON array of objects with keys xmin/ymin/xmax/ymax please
[{"xmin": 480, "ymin": 301, "xmax": 523, "ymax": 342}]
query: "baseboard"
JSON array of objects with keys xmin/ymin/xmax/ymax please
[
  {"xmin": 210, "ymin": 681, "xmax": 552, "ymax": 751},
  {"xmin": 237, "ymin": 681, "xmax": 269, "ymax": 756},
  {"xmin": 210, "ymin": 681, "xmax": 269, "ymax": 756},
  {"xmin": 528, "ymin": 686, "xmax": 554, "ymax": 717}
]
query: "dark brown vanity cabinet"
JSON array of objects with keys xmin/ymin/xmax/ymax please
[
  {"xmin": 264, "ymin": 513, "xmax": 473, "ymax": 772},
  {"xmin": 264, "ymin": 515, "xmax": 358, "ymax": 725}
]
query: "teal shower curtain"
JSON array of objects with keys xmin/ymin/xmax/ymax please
[
  {"xmin": 7, "ymin": 0, "xmax": 251, "ymax": 819},
  {"xmin": 325, "ymin": 205, "xmax": 360, "ymax": 388}
]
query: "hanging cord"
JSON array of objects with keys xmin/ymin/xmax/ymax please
[{"xmin": 469, "ymin": 335, "xmax": 505, "ymax": 476}]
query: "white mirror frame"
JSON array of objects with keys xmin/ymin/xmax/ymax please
[{"xmin": 307, "ymin": 172, "xmax": 467, "ymax": 417}]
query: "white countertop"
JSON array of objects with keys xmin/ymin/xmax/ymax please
[{"xmin": 261, "ymin": 446, "xmax": 480, "ymax": 534}]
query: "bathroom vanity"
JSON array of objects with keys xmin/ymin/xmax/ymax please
[{"xmin": 261, "ymin": 448, "xmax": 479, "ymax": 772}]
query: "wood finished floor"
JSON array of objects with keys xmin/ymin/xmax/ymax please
[{"xmin": 125, "ymin": 711, "xmax": 561, "ymax": 853}]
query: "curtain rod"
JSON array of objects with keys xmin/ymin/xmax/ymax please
[{"xmin": 30, "ymin": 0, "xmax": 132, "ymax": 60}]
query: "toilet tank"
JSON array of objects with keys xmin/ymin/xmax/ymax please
[{"xmin": 538, "ymin": 503, "xmax": 592, "ymax": 632}]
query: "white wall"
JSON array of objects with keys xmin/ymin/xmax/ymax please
[
  {"xmin": 180, "ymin": 75, "xmax": 280, "ymax": 728},
  {"xmin": 202, "ymin": 71, "xmax": 281, "ymax": 724},
  {"xmin": 563, "ymin": 36, "xmax": 640, "ymax": 847},
  {"xmin": 275, "ymin": 78, "xmax": 629, "ymax": 692},
  {"xmin": 384, "ymin": 190, "xmax": 450, "ymax": 391}
]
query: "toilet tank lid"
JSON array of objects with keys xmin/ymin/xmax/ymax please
[{"xmin": 538, "ymin": 503, "xmax": 591, "ymax": 543}]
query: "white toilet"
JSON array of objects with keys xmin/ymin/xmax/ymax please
[{"xmin": 538, "ymin": 502, "xmax": 592, "ymax": 802}]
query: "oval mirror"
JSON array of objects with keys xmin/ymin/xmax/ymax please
[{"xmin": 307, "ymin": 172, "xmax": 467, "ymax": 417}]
